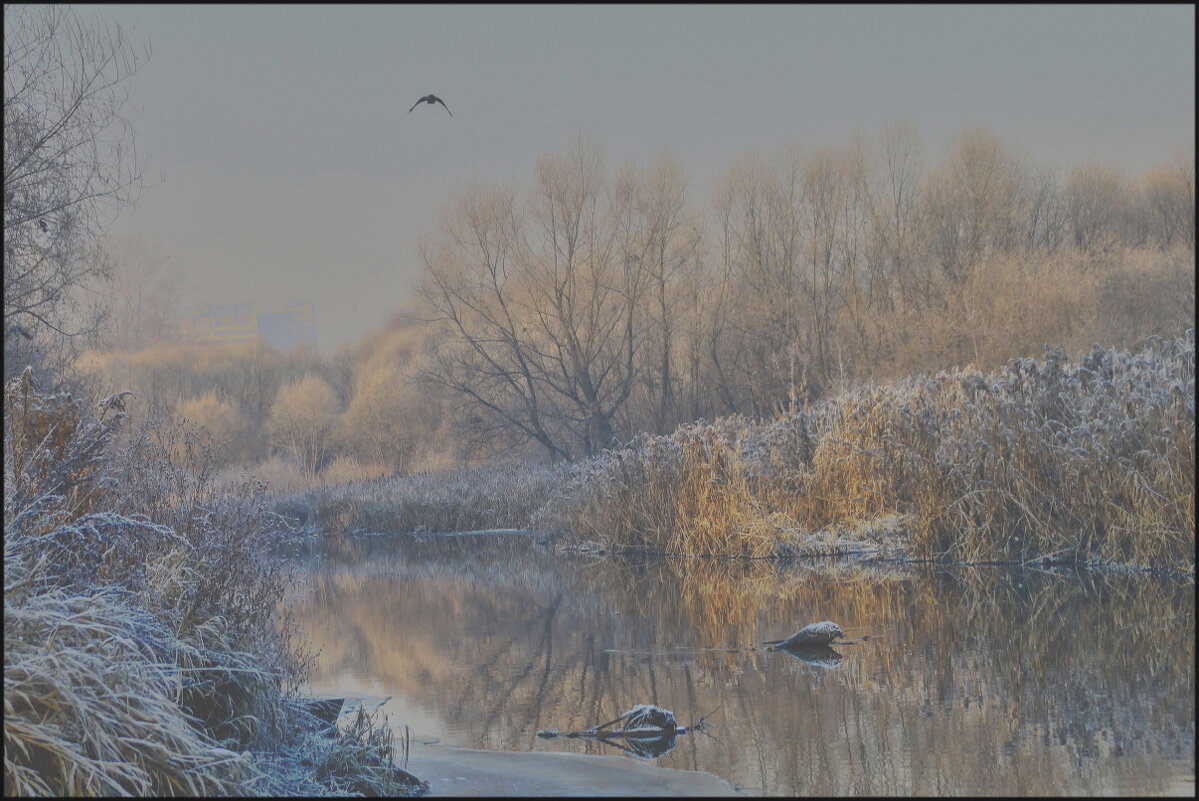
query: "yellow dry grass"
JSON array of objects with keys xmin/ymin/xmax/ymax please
[{"xmin": 540, "ymin": 334, "xmax": 1194, "ymax": 571}]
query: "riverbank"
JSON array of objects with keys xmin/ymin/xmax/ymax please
[
  {"xmin": 275, "ymin": 463, "xmax": 566, "ymax": 539},
  {"xmin": 3, "ymin": 369, "xmax": 419, "ymax": 796},
  {"xmin": 278, "ymin": 333, "xmax": 1194, "ymax": 574}
]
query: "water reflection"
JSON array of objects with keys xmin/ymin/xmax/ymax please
[
  {"xmin": 284, "ymin": 534, "xmax": 1195, "ymax": 796},
  {"xmin": 774, "ymin": 643, "xmax": 843, "ymax": 668}
]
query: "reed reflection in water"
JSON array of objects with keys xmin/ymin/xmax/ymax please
[{"xmin": 284, "ymin": 533, "xmax": 1194, "ymax": 796}]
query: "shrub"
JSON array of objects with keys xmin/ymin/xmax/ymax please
[{"xmin": 4, "ymin": 367, "xmax": 416, "ymax": 795}]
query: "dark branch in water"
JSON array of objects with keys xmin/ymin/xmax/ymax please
[{"xmin": 537, "ymin": 704, "xmax": 719, "ymax": 746}]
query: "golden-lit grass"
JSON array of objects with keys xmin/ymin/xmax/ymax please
[
  {"xmin": 280, "ymin": 331, "xmax": 1192, "ymax": 573},
  {"xmin": 539, "ymin": 333, "xmax": 1194, "ymax": 570},
  {"xmin": 3, "ymin": 368, "xmax": 418, "ymax": 796},
  {"xmin": 666, "ymin": 436, "xmax": 777, "ymax": 557},
  {"xmin": 319, "ymin": 455, "xmax": 391, "ymax": 486}
]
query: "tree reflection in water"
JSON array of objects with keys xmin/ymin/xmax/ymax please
[{"xmin": 284, "ymin": 534, "xmax": 1194, "ymax": 796}]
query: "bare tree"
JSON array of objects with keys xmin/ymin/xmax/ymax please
[
  {"xmin": 419, "ymin": 182, "xmax": 566, "ymax": 459},
  {"xmin": 1171, "ymin": 150, "xmax": 1196, "ymax": 251},
  {"xmin": 419, "ymin": 136, "xmax": 646, "ymax": 459},
  {"xmin": 409, "ymin": 124, "xmax": 1191, "ymax": 462},
  {"xmin": 801, "ymin": 142, "xmax": 866, "ymax": 385},
  {"xmin": 709, "ymin": 147, "xmax": 813, "ymax": 414},
  {"xmin": 861, "ymin": 121, "xmax": 925, "ymax": 310},
  {"xmin": 617, "ymin": 152, "xmax": 703, "ymax": 432},
  {"xmin": 1022, "ymin": 165, "xmax": 1066, "ymax": 254},
  {"xmin": 4, "ymin": 4, "xmax": 149, "ymax": 378},
  {"xmin": 267, "ymin": 373, "xmax": 340, "ymax": 476},
  {"xmin": 175, "ymin": 390, "xmax": 251, "ymax": 468},
  {"xmin": 708, "ymin": 142, "xmax": 868, "ymax": 408},
  {"xmin": 98, "ymin": 236, "xmax": 184, "ymax": 351},
  {"xmin": 921, "ymin": 128, "xmax": 1028, "ymax": 283},
  {"xmin": 1063, "ymin": 161, "xmax": 1130, "ymax": 252},
  {"xmin": 339, "ymin": 358, "xmax": 435, "ymax": 474},
  {"xmin": 1141, "ymin": 151, "xmax": 1195, "ymax": 251}
]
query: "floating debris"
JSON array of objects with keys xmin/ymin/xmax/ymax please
[
  {"xmin": 537, "ymin": 704, "xmax": 719, "ymax": 759},
  {"xmin": 764, "ymin": 620, "xmax": 845, "ymax": 650},
  {"xmin": 623, "ymin": 704, "xmax": 675, "ymax": 731}
]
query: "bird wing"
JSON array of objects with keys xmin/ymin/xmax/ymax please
[
  {"xmin": 408, "ymin": 97, "xmax": 424, "ymax": 113},
  {"xmin": 433, "ymin": 96, "xmax": 452, "ymax": 116}
]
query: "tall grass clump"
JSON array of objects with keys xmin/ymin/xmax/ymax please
[
  {"xmin": 4, "ymin": 367, "xmax": 422, "ymax": 796},
  {"xmin": 533, "ymin": 419, "xmax": 787, "ymax": 556},
  {"xmin": 537, "ymin": 333, "xmax": 1194, "ymax": 571}
]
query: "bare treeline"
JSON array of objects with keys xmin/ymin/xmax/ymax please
[
  {"xmin": 418, "ymin": 143, "xmax": 702, "ymax": 460},
  {"xmin": 83, "ymin": 125, "xmax": 1193, "ymax": 480},
  {"xmin": 418, "ymin": 126, "xmax": 1193, "ymax": 460},
  {"xmin": 80, "ymin": 320, "xmax": 447, "ymax": 485}
]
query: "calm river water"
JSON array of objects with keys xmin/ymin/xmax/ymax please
[{"xmin": 284, "ymin": 532, "xmax": 1194, "ymax": 796}]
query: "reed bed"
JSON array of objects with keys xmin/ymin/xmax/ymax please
[
  {"xmin": 4, "ymin": 367, "xmax": 421, "ymax": 796},
  {"xmin": 536, "ymin": 332, "xmax": 1194, "ymax": 571},
  {"xmin": 274, "ymin": 462, "xmax": 566, "ymax": 536}
]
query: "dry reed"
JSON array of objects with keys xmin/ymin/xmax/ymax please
[{"xmin": 537, "ymin": 333, "xmax": 1194, "ymax": 571}]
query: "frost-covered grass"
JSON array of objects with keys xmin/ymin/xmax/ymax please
[
  {"xmin": 275, "ymin": 333, "xmax": 1193, "ymax": 572},
  {"xmin": 274, "ymin": 463, "xmax": 567, "ymax": 536},
  {"xmin": 535, "ymin": 332, "xmax": 1195, "ymax": 571},
  {"xmin": 3, "ymin": 368, "xmax": 423, "ymax": 796}
]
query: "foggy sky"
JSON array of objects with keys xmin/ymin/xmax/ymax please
[{"xmin": 97, "ymin": 4, "xmax": 1195, "ymax": 350}]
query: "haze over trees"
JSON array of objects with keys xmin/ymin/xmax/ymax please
[
  {"xmin": 76, "ymin": 124, "xmax": 1192, "ymax": 481},
  {"xmin": 5, "ymin": 5, "xmax": 1189, "ymax": 489},
  {"xmin": 417, "ymin": 139, "xmax": 701, "ymax": 460},
  {"xmin": 410, "ymin": 128, "xmax": 1192, "ymax": 463},
  {"xmin": 98, "ymin": 236, "xmax": 184, "ymax": 353}
]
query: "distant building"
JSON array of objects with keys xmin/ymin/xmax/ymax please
[
  {"xmin": 177, "ymin": 301, "xmax": 316, "ymax": 350},
  {"xmin": 256, "ymin": 301, "xmax": 317, "ymax": 350}
]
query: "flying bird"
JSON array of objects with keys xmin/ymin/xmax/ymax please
[{"xmin": 408, "ymin": 94, "xmax": 452, "ymax": 116}]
